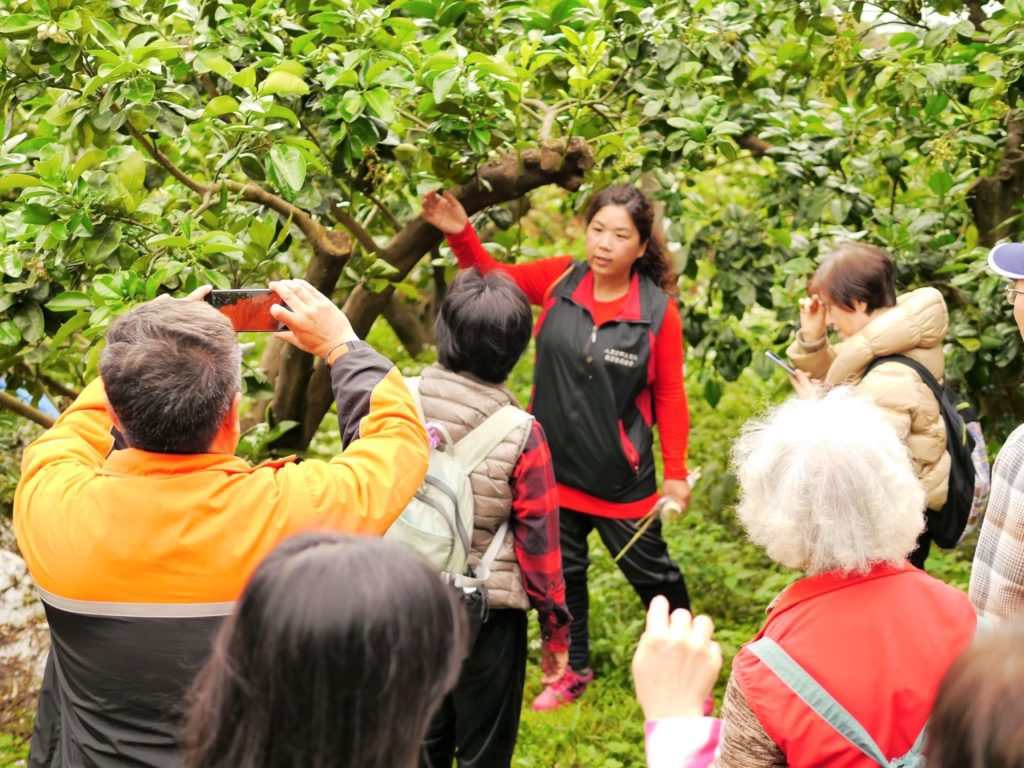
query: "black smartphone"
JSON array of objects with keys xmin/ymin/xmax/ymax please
[
  {"xmin": 764, "ymin": 350, "xmax": 797, "ymax": 377},
  {"xmin": 204, "ymin": 289, "xmax": 288, "ymax": 332}
]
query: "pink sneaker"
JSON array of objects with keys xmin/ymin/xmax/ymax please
[{"xmin": 530, "ymin": 667, "xmax": 594, "ymax": 711}]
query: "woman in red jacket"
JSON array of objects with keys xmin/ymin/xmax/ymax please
[{"xmin": 422, "ymin": 184, "xmax": 692, "ymax": 710}]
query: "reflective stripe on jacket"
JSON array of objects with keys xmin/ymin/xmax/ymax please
[
  {"xmin": 732, "ymin": 562, "xmax": 975, "ymax": 768},
  {"xmin": 15, "ymin": 347, "xmax": 428, "ymax": 767}
]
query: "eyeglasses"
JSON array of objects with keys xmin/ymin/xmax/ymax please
[{"xmin": 1005, "ymin": 283, "xmax": 1024, "ymax": 304}]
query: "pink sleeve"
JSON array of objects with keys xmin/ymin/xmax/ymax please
[
  {"xmin": 653, "ymin": 300, "xmax": 689, "ymax": 480},
  {"xmin": 445, "ymin": 222, "xmax": 573, "ymax": 306},
  {"xmin": 645, "ymin": 718, "xmax": 722, "ymax": 768}
]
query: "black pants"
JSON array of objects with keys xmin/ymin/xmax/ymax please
[
  {"xmin": 560, "ymin": 507, "xmax": 689, "ymax": 673},
  {"xmin": 422, "ymin": 609, "xmax": 527, "ymax": 768}
]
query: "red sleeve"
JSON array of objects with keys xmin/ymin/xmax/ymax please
[
  {"xmin": 654, "ymin": 299, "xmax": 689, "ymax": 480},
  {"xmin": 508, "ymin": 420, "xmax": 571, "ymax": 651},
  {"xmin": 445, "ymin": 222, "xmax": 573, "ymax": 306}
]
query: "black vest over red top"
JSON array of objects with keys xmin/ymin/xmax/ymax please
[{"xmin": 531, "ymin": 261, "xmax": 668, "ymax": 504}]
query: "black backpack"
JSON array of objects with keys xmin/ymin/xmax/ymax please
[{"xmin": 865, "ymin": 355, "xmax": 975, "ymax": 549}]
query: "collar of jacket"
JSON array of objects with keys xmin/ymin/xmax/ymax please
[
  {"xmin": 823, "ymin": 287, "xmax": 948, "ymax": 386},
  {"xmin": 564, "ymin": 265, "xmax": 649, "ymax": 325},
  {"xmin": 762, "ymin": 560, "xmax": 917, "ymax": 624},
  {"xmin": 98, "ymin": 448, "xmax": 298, "ymax": 477}
]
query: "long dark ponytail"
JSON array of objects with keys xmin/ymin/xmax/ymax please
[{"xmin": 584, "ymin": 184, "xmax": 676, "ymax": 293}]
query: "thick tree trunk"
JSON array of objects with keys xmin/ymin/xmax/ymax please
[
  {"xmin": 272, "ymin": 138, "xmax": 595, "ymax": 451},
  {"xmin": 969, "ymin": 111, "xmax": 1024, "ymax": 247},
  {"xmin": 968, "ymin": 111, "xmax": 1024, "ymax": 424},
  {"xmin": 262, "ymin": 238, "xmax": 351, "ymax": 448},
  {"xmin": 383, "ymin": 293, "xmax": 429, "ymax": 359}
]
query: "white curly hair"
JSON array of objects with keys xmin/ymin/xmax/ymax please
[{"xmin": 731, "ymin": 388, "xmax": 925, "ymax": 575}]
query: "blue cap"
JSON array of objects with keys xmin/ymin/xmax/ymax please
[{"xmin": 989, "ymin": 243, "xmax": 1024, "ymax": 280}]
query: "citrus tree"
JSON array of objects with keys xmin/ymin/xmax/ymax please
[{"xmin": 0, "ymin": 0, "xmax": 1022, "ymax": 453}]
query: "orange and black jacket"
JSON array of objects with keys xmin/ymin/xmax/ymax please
[{"xmin": 14, "ymin": 344, "xmax": 428, "ymax": 768}]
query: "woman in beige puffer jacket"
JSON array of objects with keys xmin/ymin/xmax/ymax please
[{"xmin": 786, "ymin": 243, "xmax": 950, "ymax": 568}]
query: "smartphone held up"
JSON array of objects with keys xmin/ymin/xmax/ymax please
[
  {"xmin": 764, "ymin": 350, "xmax": 797, "ymax": 377},
  {"xmin": 205, "ymin": 289, "xmax": 288, "ymax": 332}
]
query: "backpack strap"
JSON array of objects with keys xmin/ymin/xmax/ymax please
[
  {"xmin": 445, "ymin": 406, "xmax": 533, "ymax": 589},
  {"xmin": 865, "ymin": 354, "xmax": 941, "ymax": 401},
  {"xmin": 452, "ymin": 406, "xmax": 534, "ymax": 472},
  {"xmin": 866, "ymin": 355, "xmax": 971, "ymax": 451},
  {"xmin": 748, "ymin": 637, "xmax": 909, "ymax": 767}
]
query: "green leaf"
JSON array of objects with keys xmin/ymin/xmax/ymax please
[
  {"xmin": 202, "ymin": 95, "xmax": 241, "ymax": 119},
  {"xmin": 338, "ymin": 90, "xmax": 365, "ymax": 121},
  {"xmin": 269, "ymin": 143, "xmax": 306, "ymax": 193},
  {"xmin": 432, "ymin": 69, "xmax": 459, "ymax": 102},
  {"xmin": 928, "ymin": 170, "xmax": 954, "ymax": 197},
  {"xmin": 22, "ymin": 204, "xmax": 54, "ymax": 225},
  {"xmin": 50, "ymin": 311, "xmax": 90, "ymax": 346},
  {"xmin": 0, "ymin": 320, "xmax": 21, "ymax": 346},
  {"xmin": 122, "ymin": 78, "xmax": 156, "ymax": 104},
  {"xmin": 809, "ymin": 15, "xmax": 837, "ymax": 35},
  {"xmin": 195, "ymin": 54, "xmax": 237, "ymax": 79},
  {"xmin": 145, "ymin": 234, "xmax": 190, "ymax": 248},
  {"xmin": 70, "ymin": 149, "xmax": 107, "ymax": 182},
  {"xmin": 14, "ymin": 300, "xmax": 44, "ymax": 343},
  {"xmin": 0, "ymin": 173, "xmax": 47, "ymax": 190},
  {"xmin": 116, "ymin": 152, "xmax": 147, "ymax": 192},
  {"xmin": 0, "ymin": 14, "xmax": 44, "ymax": 34},
  {"xmin": 46, "ymin": 291, "xmax": 93, "ymax": 312},
  {"xmin": 259, "ymin": 71, "xmax": 310, "ymax": 95},
  {"xmin": 0, "ymin": 251, "xmax": 23, "ymax": 278},
  {"xmin": 230, "ymin": 67, "xmax": 257, "ymax": 90},
  {"xmin": 364, "ymin": 88, "xmax": 395, "ymax": 121},
  {"xmin": 57, "ymin": 10, "xmax": 81, "ymax": 30},
  {"xmin": 957, "ymin": 336, "xmax": 981, "ymax": 352}
]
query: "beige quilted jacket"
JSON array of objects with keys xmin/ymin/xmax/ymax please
[{"xmin": 786, "ymin": 287, "xmax": 951, "ymax": 510}]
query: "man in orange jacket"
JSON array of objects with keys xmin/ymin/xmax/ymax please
[{"xmin": 14, "ymin": 279, "xmax": 429, "ymax": 768}]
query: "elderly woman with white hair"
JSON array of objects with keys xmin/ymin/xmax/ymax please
[{"xmin": 633, "ymin": 390, "xmax": 977, "ymax": 768}]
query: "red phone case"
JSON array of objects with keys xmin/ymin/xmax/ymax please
[{"xmin": 206, "ymin": 291, "xmax": 285, "ymax": 332}]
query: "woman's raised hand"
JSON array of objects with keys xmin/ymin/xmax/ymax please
[
  {"xmin": 798, "ymin": 293, "xmax": 826, "ymax": 339},
  {"xmin": 422, "ymin": 190, "xmax": 470, "ymax": 235}
]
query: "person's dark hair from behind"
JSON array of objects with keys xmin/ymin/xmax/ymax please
[
  {"xmin": 183, "ymin": 532, "xmax": 467, "ymax": 768},
  {"xmin": 926, "ymin": 620, "xmax": 1024, "ymax": 768},
  {"xmin": 808, "ymin": 242, "xmax": 897, "ymax": 313},
  {"xmin": 435, "ymin": 268, "xmax": 533, "ymax": 384},
  {"xmin": 100, "ymin": 301, "xmax": 241, "ymax": 454},
  {"xmin": 585, "ymin": 183, "xmax": 676, "ymax": 293}
]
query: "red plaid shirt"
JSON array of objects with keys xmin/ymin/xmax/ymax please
[{"xmin": 510, "ymin": 420, "xmax": 571, "ymax": 651}]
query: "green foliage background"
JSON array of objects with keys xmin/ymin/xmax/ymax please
[{"xmin": 0, "ymin": 0, "xmax": 1016, "ymax": 763}]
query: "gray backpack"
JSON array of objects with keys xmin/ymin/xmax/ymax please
[{"xmin": 384, "ymin": 377, "xmax": 532, "ymax": 588}]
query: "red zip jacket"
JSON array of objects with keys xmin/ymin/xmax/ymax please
[{"xmin": 447, "ymin": 222, "xmax": 689, "ymax": 518}]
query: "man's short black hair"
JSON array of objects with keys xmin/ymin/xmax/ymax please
[
  {"xmin": 100, "ymin": 300, "xmax": 241, "ymax": 453},
  {"xmin": 435, "ymin": 269, "xmax": 532, "ymax": 384}
]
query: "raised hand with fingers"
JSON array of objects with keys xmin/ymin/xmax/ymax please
[
  {"xmin": 268, "ymin": 279, "xmax": 358, "ymax": 359},
  {"xmin": 798, "ymin": 293, "xmax": 827, "ymax": 340},
  {"xmin": 421, "ymin": 190, "xmax": 470, "ymax": 234},
  {"xmin": 632, "ymin": 596, "xmax": 722, "ymax": 721}
]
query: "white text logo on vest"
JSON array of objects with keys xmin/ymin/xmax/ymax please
[{"xmin": 604, "ymin": 349, "xmax": 639, "ymax": 368}]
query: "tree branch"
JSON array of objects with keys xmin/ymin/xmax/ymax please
[
  {"xmin": 331, "ymin": 205, "xmax": 381, "ymax": 255},
  {"xmin": 737, "ymin": 133, "xmax": 772, "ymax": 157},
  {"xmin": 0, "ymin": 391, "xmax": 54, "ymax": 429},
  {"xmin": 269, "ymin": 138, "xmax": 596, "ymax": 450},
  {"xmin": 123, "ymin": 122, "xmax": 351, "ymax": 259},
  {"xmin": 964, "ymin": 0, "xmax": 987, "ymax": 28}
]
